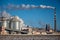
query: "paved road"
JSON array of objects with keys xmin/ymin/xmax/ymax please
[{"xmin": 0, "ymin": 34, "xmax": 60, "ymax": 40}]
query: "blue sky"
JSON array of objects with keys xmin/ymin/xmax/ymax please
[{"xmin": 0, "ymin": 0, "xmax": 60, "ymax": 30}]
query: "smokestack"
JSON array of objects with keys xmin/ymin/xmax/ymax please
[
  {"xmin": 54, "ymin": 8, "xmax": 56, "ymax": 32},
  {"xmin": 46, "ymin": 24, "xmax": 50, "ymax": 31}
]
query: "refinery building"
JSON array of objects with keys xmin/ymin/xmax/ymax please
[
  {"xmin": 0, "ymin": 11, "xmax": 26, "ymax": 34},
  {"xmin": 0, "ymin": 11, "xmax": 55, "ymax": 35}
]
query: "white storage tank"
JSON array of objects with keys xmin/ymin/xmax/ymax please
[{"xmin": 10, "ymin": 16, "xmax": 24, "ymax": 30}]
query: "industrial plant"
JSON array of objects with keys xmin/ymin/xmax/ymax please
[
  {"xmin": 0, "ymin": 3, "xmax": 59, "ymax": 35},
  {"xmin": 0, "ymin": 0, "xmax": 60, "ymax": 40},
  {"xmin": 0, "ymin": 11, "xmax": 57, "ymax": 35}
]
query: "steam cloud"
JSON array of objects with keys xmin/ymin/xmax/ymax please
[
  {"xmin": 0, "ymin": 10, "xmax": 11, "ymax": 19},
  {"xmin": 21, "ymin": 4, "xmax": 38, "ymax": 8},
  {"xmin": 1, "ymin": 4, "xmax": 55, "ymax": 9},
  {"xmin": 40, "ymin": 5, "xmax": 55, "ymax": 9}
]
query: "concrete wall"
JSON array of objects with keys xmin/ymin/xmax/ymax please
[{"xmin": 0, "ymin": 34, "xmax": 60, "ymax": 40}]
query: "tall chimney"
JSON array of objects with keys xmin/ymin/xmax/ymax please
[{"xmin": 54, "ymin": 8, "xmax": 56, "ymax": 32}]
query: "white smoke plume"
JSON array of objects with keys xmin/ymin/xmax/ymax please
[
  {"xmin": 31, "ymin": 5, "xmax": 38, "ymax": 8},
  {"xmin": 2, "ymin": 4, "xmax": 55, "ymax": 9},
  {"xmin": 21, "ymin": 4, "xmax": 26, "ymax": 8},
  {"xmin": 40, "ymin": 5, "xmax": 55, "ymax": 9},
  {"xmin": 18, "ymin": 4, "xmax": 55, "ymax": 9},
  {"xmin": 25, "ymin": 4, "xmax": 30, "ymax": 8},
  {"xmin": 40, "ymin": 5, "xmax": 46, "ymax": 8},
  {"xmin": 7, "ymin": 4, "xmax": 38, "ymax": 9},
  {"xmin": 46, "ymin": 6, "xmax": 55, "ymax": 9},
  {"xmin": 0, "ymin": 10, "xmax": 11, "ymax": 19},
  {"xmin": 21, "ymin": 4, "xmax": 38, "ymax": 8}
]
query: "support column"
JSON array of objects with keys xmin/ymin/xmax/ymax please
[
  {"xmin": 3, "ymin": 21, "xmax": 6, "ymax": 28},
  {"xmin": 16, "ymin": 21, "xmax": 19, "ymax": 30}
]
